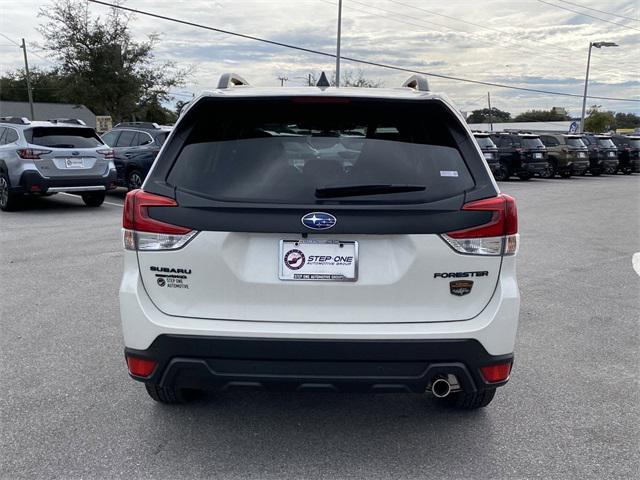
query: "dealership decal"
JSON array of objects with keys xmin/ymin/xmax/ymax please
[
  {"xmin": 150, "ymin": 266, "xmax": 191, "ymax": 289},
  {"xmin": 450, "ymin": 280, "xmax": 473, "ymax": 296}
]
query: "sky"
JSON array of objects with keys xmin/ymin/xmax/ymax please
[{"xmin": 0, "ymin": 0, "xmax": 638, "ymax": 116}]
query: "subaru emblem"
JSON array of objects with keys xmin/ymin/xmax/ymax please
[{"xmin": 301, "ymin": 212, "xmax": 336, "ymax": 230}]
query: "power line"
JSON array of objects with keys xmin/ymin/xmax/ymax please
[
  {"xmin": 86, "ymin": 0, "xmax": 639, "ymax": 102},
  {"xmin": 0, "ymin": 32, "xmax": 56, "ymax": 65},
  {"xmin": 537, "ymin": 0, "xmax": 640, "ymax": 32},
  {"xmin": 552, "ymin": 0, "xmax": 639, "ymax": 22}
]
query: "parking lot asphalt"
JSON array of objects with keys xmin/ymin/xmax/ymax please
[{"xmin": 1, "ymin": 175, "xmax": 639, "ymax": 480}]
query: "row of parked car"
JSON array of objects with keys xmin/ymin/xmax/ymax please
[{"xmin": 473, "ymin": 131, "xmax": 640, "ymax": 181}]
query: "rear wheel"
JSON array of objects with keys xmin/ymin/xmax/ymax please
[
  {"xmin": 0, "ymin": 173, "xmax": 21, "ymax": 212},
  {"xmin": 81, "ymin": 191, "xmax": 106, "ymax": 207},
  {"xmin": 623, "ymin": 168, "xmax": 633, "ymax": 175},
  {"xmin": 493, "ymin": 162, "xmax": 510, "ymax": 181},
  {"xmin": 540, "ymin": 162, "xmax": 556, "ymax": 179},
  {"xmin": 438, "ymin": 388, "xmax": 497, "ymax": 409},
  {"xmin": 517, "ymin": 173, "xmax": 532, "ymax": 181},
  {"xmin": 127, "ymin": 169, "xmax": 144, "ymax": 191},
  {"xmin": 145, "ymin": 383, "xmax": 187, "ymax": 404}
]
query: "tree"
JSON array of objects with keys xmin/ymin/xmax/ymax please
[
  {"xmin": 584, "ymin": 106, "xmax": 615, "ymax": 133},
  {"xmin": 514, "ymin": 108, "xmax": 571, "ymax": 122},
  {"xmin": 466, "ymin": 107, "xmax": 511, "ymax": 124},
  {"xmin": 36, "ymin": 0, "xmax": 188, "ymax": 122},
  {"xmin": 0, "ymin": 68, "xmax": 69, "ymax": 103},
  {"xmin": 614, "ymin": 112, "xmax": 640, "ymax": 130},
  {"xmin": 309, "ymin": 68, "xmax": 383, "ymax": 87}
]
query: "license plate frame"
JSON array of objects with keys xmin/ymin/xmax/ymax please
[
  {"xmin": 279, "ymin": 239, "xmax": 358, "ymax": 282},
  {"xmin": 65, "ymin": 158, "xmax": 85, "ymax": 169}
]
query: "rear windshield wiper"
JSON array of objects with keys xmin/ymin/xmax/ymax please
[{"xmin": 315, "ymin": 184, "xmax": 426, "ymax": 198}]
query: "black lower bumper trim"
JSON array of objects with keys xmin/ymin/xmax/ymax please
[
  {"xmin": 14, "ymin": 169, "xmax": 117, "ymax": 194},
  {"xmin": 125, "ymin": 335, "xmax": 513, "ymax": 393}
]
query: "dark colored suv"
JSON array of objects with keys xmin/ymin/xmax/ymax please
[
  {"xmin": 490, "ymin": 132, "xmax": 549, "ymax": 180},
  {"xmin": 581, "ymin": 134, "xmax": 619, "ymax": 175},
  {"xmin": 610, "ymin": 135, "xmax": 640, "ymax": 174},
  {"xmin": 101, "ymin": 122, "xmax": 172, "ymax": 190},
  {"xmin": 538, "ymin": 133, "xmax": 590, "ymax": 178},
  {"xmin": 473, "ymin": 132, "xmax": 504, "ymax": 180}
]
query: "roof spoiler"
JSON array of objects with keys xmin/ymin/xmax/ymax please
[
  {"xmin": 0, "ymin": 116, "xmax": 30, "ymax": 125},
  {"xmin": 217, "ymin": 73, "xmax": 250, "ymax": 89},
  {"xmin": 402, "ymin": 74, "xmax": 429, "ymax": 92},
  {"xmin": 48, "ymin": 118, "xmax": 86, "ymax": 126},
  {"xmin": 114, "ymin": 122, "xmax": 160, "ymax": 129}
]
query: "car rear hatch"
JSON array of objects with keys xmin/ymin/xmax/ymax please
[
  {"xmin": 24, "ymin": 126, "xmax": 110, "ymax": 179},
  {"xmin": 520, "ymin": 136, "xmax": 547, "ymax": 162},
  {"xmin": 131, "ymin": 96, "xmax": 512, "ymax": 324}
]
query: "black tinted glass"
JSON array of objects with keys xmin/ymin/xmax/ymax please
[
  {"xmin": 115, "ymin": 130, "xmax": 136, "ymax": 147},
  {"xmin": 522, "ymin": 137, "xmax": 544, "ymax": 148},
  {"xmin": 566, "ymin": 138, "xmax": 585, "ymax": 147},
  {"xmin": 167, "ymin": 99, "xmax": 476, "ymax": 204},
  {"xmin": 25, "ymin": 127, "xmax": 102, "ymax": 148},
  {"xmin": 474, "ymin": 135, "xmax": 495, "ymax": 148},
  {"xmin": 597, "ymin": 138, "xmax": 615, "ymax": 148}
]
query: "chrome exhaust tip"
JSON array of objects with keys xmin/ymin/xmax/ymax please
[{"xmin": 431, "ymin": 378, "xmax": 452, "ymax": 398}]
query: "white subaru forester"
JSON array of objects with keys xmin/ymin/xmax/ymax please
[{"xmin": 119, "ymin": 73, "xmax": 519, "ymax": 409}]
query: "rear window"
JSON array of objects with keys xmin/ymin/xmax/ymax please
[
  {"xmin": 521, "ymin": 137, "xmax": 544, "ymax": 148},
  {"xmin": 167, "ymin": 99, "xmax": 476, "ymax": 204},
  {"xmin": 597, "ymin": 138, "xmax": 615, "ymax": 148},
  {"xmin": 25, "ymin": 127, "xmax": 102, "ymax": 148},
  {"xmin": 627, "ymin": 138, "xmax": 640, "ymax": 148},
  {"xmin": 566, "ymin": 137, "xmax": 586, "ymax": 148},
  {"xmin": 474, "ymin": 135, "xmax": 496, "ymax": 148}
]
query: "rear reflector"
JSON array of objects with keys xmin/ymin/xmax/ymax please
[
  {"xmin": 442, "ymin": 194, "xmax": 518, "ymax": 256},
  {"xmin": 123, "ymin": 189, "xmax": 197, "ymax": 251},
  {"xmin": 480, "ymin": 362, "xmax": 512, "ymax": 383},
  {"xmin": 126, "ymin": 356, "xmax": 157, "ymax": 377}
]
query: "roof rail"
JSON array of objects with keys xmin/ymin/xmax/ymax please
[
  {"xmin": 48, "ymin": 118, "xmax": 86, "ymax": 126},
  {"xmin": 402, "ymin": 74, "xmax": 429, "ymax": 92},
  {"xmin": 114, "ymin": 121, "xmax": 160, "ymax": 129},
  {"xmin": 217, "ymin": 73, "xmax": 250, "ymax": 89},
  {"xmin": 0, "ymin": 116, "xmax": 30, "ymax": 125}
]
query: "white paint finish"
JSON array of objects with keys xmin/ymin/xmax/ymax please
[{"xmin": 633, "ymin": 252, "xmax": 640, "ymax": 277}]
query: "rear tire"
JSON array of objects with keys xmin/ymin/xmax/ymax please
[
  {"xmin": 145, "ymin": 383, "xmax": 187, "ymax": 404},
  {"xmin": 623, "ymin": 168, "xmax": 632, "ymax": 175},
  {"xmin": 517, "ymin": 173, "xmax": 532, "ymax": 181},
  {"xmin": 493, "ymin": 162, "xmax": 510, "ymax": 182},
  {"xmin": 591, "ymin": 169, "xmax": 602, "ymax": 177},
  {"xmin": 540, "ymin": 162, "xmax": 556, "ymax": 179},
  {"xmin": 81, "ymin": 191, "xmax": 105, "ymax": 207},
  {"xmin": 440, "ymin": 388, "xmax": 497, "ymax": 409},
  {"xmin": 0, "ymin": 172, "xmax": 21, "ymax": 212}
]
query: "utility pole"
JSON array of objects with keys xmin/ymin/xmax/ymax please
[
  {"xmin": 487, "ymin": 92, "xmax": 494, "ymax": 132},
  {"xmin": 309, "ymin": 73, "xmax": 312, "ymax": 86},
  {"xmin": 20, "ymin": 38, "xmax": 35, "ymax": 120},
  {"xmin": 580, "ymin": 43, "xmax": 593, "ymax": 134},
  {"xmin": 277, "ymin": 75, "xmax": 288, "ymax": 87},
  {"xmin": 335, "ymin": 0, "xmax": 343, "ymax": 87}
]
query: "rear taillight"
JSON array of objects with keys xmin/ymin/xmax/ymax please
[
  {"xmin": 442, "ymin": 194, "xmax": 518, "ymax": 256},
  {"xmin": 123, "ymin": 189, "xmax": 197, "ymax": 251},
  {"xmin": 16, "ymin": 148, "xmax": 51, "ymax": 160},
  {"xmin": 97, "ymin": 148, "xmax": 115, "ymax": 160}
]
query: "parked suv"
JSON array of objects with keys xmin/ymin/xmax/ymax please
[
  {"xmin": 0, "ymin": 117, "xmax": 116, "ymax": 211},
  {"xmin": 101, "ymin": 122, "xmax": 172, "ymax": 190},
  {"xmin": 538, "ymin": 133, "xmax": 589, "ymax": 178},
  {"xmin": 610, "ymin": 135, "xmax": 640, "ymax": 174},
  {"xmin": 581, "ymin": 134, "xmax": 619, "ymax": 175},
  {"xmin": 490, "ymin": 132, "xmax": 549, "ymax": 180},
  {"xmin": 473, "ymin": 132, "xmax": 504, "ymax": 180},
  {"xmin": 120, "ymin": 74, "xmax": 520, "ymax": 409}
]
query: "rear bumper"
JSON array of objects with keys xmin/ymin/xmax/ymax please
[
  {"xmin": 125, "ymin": 335, "xmax": 512, "ymax": 393},
  {"xmin": 14, "ymin": 169, "xmax": 117, "ymax": 194},
  {"xmin": 520, "ymin": 161, "xmax": 548, "ymax": 174},
  {"xmin": 568, "ymin": 160, "xmax": 589, "ymax": 174}
]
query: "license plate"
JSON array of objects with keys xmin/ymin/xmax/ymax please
[
  {"xmin": 608, "ymin": 151, "xmax": 615, "ymax": 157},
  {"xmin": 279, "ymin": 239, "xmax": 358, "ymax": 281},
  {"xmin": 483, "ymin": 152, "xmax": 493, "ymax": 159},
  {"xmin": 578, "ymin": 152, "xmax": 586, "ymax": 158},
  {"xmin": 65, "ymin": 158, "xmax": 84, "ymax": 168},
  {"xmin": 534, "ymin": 153, "xmax": 543, "ymax": 159}
]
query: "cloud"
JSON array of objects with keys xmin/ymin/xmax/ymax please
[{"xmin": 1, "ymin": 0, "xmax": 638, "ymax": 113}]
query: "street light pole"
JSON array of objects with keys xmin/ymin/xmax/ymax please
[
  {"xmin": 335, "ymin": 0, "xmax": 342, "ymax": 87},
  {"xmin": 580, "ymin": 41, "xmax": 618, "ymax": 133}
]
